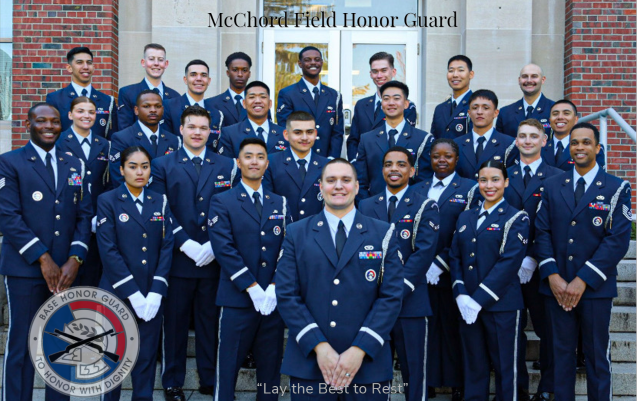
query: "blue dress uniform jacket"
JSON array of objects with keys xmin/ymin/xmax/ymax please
[
  {"xmin": 276, "ymin": 79, "xmax": 344, "ymax": 158},
  {"xmin": 541, "ymin": 139, "xmax": 606, "ymax": 171},
  {"xmin": 108, "ymin": 122, "xmax": 180, "ymax": 188},
  {"xmin": 117, "ymin": 79, "xmax": 180, "ymax": 130},
  {"xmin": 276, "ymin": 211, "xmax": 403, "ymax": 384},
  {"xmin": 454, "ymin": 130, "xmax": 519, "ymax": 180},
  {"xmin": 162, "ymin": 94, "xmax": 224, "ymax": 151},
  {"xmin": 204, "ymin": 90, "xmax": 248, "ymax": 127},
  {"xmin": 430, "ymin": 91, "xmax": 472, "ymax": 139},
  {"xmin": 217, "ymin": 119, "xmax": 288, "ymax": 159},
  {"xmin": 346, "ymin": 94, "xmax": 418, "ymax": 160},
  {"xmin": 495, "ymin": 94, "xmax": 554, "ymax": 138},
  {"xmin": 263, "ymin": 149, "xmax": 328, "ymax": 222},
  {"xmin": 354, "ymin": 124, "xmax": 434, "ymax": 199},
  {"xmin": 46, "ymin": 84, "xmax": 118, "ymax": 139}
]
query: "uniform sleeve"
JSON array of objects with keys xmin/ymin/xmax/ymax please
[
  {"xmin": 403, "ymin": 201, "xmax": 439, "ymax": 296},
  {"xmin": 262, "ymin": 160, "xmax": 274, "ymax": 192},
  {"xmin": 276, "ymin": 90, "xmax": 293, "ymax": 129},
  {"xmin": 108, "ymin": 133, "xmax": 125, "ymax": 188},
  {"xmin": 535, "ymin": 186, "xmax": 560, "ymax": 279},
  {"xmin": 353, "ymin": 139, "xmax": 371, "ymax": 200},
  {"xmin": 576, "ymin": 184, "xmax": 632, "ymax": 290},
  {"xmin": 208, "ymin": 195, "xmax": 257, "ymax": 291},
  {"xmin": 597, "ymin": 145, "xmax": 606, "ymax": 170},
  {"xmin": 217, "ymin": 126, "xmax": 234, "ymax": 158},
  {"xmin": 275, "ymin": 229, "xmax": 328, "ymax": 357},
  {"xmin": 429, "ymin": 105, "xmax": 439, "ymax": 138},
  {"xmin": 0, "ymin": 157, "xmax": 49, "ymax": 264},
  {"xmin": 495, "ymin": 113, "xmax": 504, "ymax": 134},
  {"xmin": 68, "ymin": 170, "xmax": 93, "ymax": 260},
  {"xmin": 328, "ymin": 93, "xmax": 344, "ymax": 159},
  {"xmin": 449, "ymin": 217, "xmax": 468, "ymax": 298},
  {"xmin": 405, "ymin": 102, "xmax": 418, "ymax": 127},
  {"xmin": 96, "ymin": 197, "xmax": 141, "ymax": 299},
  {"xmin": 351, "ymin": 234, "xmax": 403, "ymax": 360},
  {"xmin": 117, "ymin": 89, "xmax": 135, "ymax": 130},
  {"xmin": 413, "ymin": 135, "xmax": 434, "ymax": 183},
  {"xmin": 149, "ymin": 201, "xmax": 175, "ymax": 296},
  {"xmin": 472, "ymin": 215, "xmax": 529, "ymax": 309},
  {"xmin": 346, "ymin": 104, "xmax": 362, "ymax": 161}
]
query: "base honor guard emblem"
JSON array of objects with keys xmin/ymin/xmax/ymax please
[
  {"xmin": 400, "ymin": 229, "xmax": 411, "ymax": 239},
  {"xmin": 365, "ymin": 269, "xmax": 377, "ymax": 282}
]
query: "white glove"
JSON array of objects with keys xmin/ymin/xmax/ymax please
[
  {"xmin": 180, "ymin": 239, "xmax": 203, "ymax": 262},
  {"xmin": 260, "ymin": 284, "xmax": 277, "ymax": 315},
  {"xmin": 455, "ymin": 294, "xmax": 472, "ymax": 323},
  {"xmin": 144, "ymin": 292, "xmax": 162, "ymax": 321},
  {"xmin": 128, "ymin": 291, "xmax": 147, "ymax": 320},
  {"xmin": 518, "ymin": 256, "xmax": 538, "ymax": 284},
  {"xmin": 426, "ymin": 263, "xmax": 444, "ymax": 285},
  {"xmin": 91, "ymin": 216, "xmax": 97, "ymax": 233},
  {"xmin": 195, "ymin": 241, "xmax": 215, "ymax": 267},
  {"xmin": 247, "ymin": 285, "xmax": 266, "ymax": 313},
  {"xmin": 464, "ymin": 296, "xmax": 482, "ymax": 324}
]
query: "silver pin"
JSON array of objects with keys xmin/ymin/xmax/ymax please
[
  {"xmin": 356, "ymin": 223, "xmax": 362, "ymax": 229},
  {"xmin": 317, "ymin": 221, "xmax": 324, "ymax": 226}
]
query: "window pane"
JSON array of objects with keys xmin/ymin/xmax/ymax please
[
  {"xmin": 0, "ymin": 43, "xmax": 11, "ymax": 121},
  {"xmin": 0, "ymin": 0, "xmax": 12, "ymax": 38}
]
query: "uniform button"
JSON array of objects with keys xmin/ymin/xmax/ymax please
[
  {"xmin": 568, "ymin": 239, "xmax": 574, "ymax": 244},
  {"xmin": 87, "ymin": 171, "xmax": 91, "ymax": 175},
  {"xmin": 201, "ymin": 226, "xmax": 206, "ymax": 231},
  {"xmin": 200, "ymin": 212, "xmax": 205, "ymax": 217},
  {"xmin": 568, "ymin": 256, "xmax": 573, "ymax": 261},
  {"xmin": 54, "ymin": 231, "xmax": 60, "ymax": 236},
  {"xmin": 55, "ymin": 200, "xmax": 60, "ymax": 204},
  {"xmin": 316, "ymin": 149, "xmax": 321, "ymax": 153},
  {"xmin": 571, "ymin": 221, "xmax": 576, "ymax": 226},
  {"xmin": 142, "ymin": 260, "xmax": 147, "ymax": 265},
  {"xmin": 316, "ymin": 125, "xmax": 320, "ymax": 129},
  {"xmin": 199, "ymin": 197, "xmax": 204, "ymax": 202},
  {"xmin": 142, "ymin": 247, "xmax": 147, "ymax": 252},
  {"xmin": 262, "ymin": 262, "xmax": 267, "ymax": 267},
  {"xmin": 261, "ymin": 231, "xmax": 265, "ymax": 236},
  {"xmin": 316, "ymin": 136, "xmax": 320, "ymax": 140},
  {"xmin": 55, "ymin": 215, "xmax": 60, "ymax": 220},
  {"xmin": 261, "ymin": 247, "xmax": 266, "ymax": 251},
  {"xmin": 333, "ymin": 279, "xmax": 340, "ymax": 285},
  {"xmin": 446, "ymin": 128, "xmax": 450, "ymax": 131},
  {"xmin": 472, "ymin": 238, "xmax": 476, "ymax": 243},
  {"xmin": 468, "ymin": 265, "xmax": 473, "ymax": 270},
  {"xmin": 143, "ymin": 233, "xmax": 147, "ymax": 238},
  {"xmin": 470, "ymin": 253, "xmax": 475, "ymax": 257},
  {"xmin": 301, "ymin": 198, "xmax": 306, "ymax": 203},
  {"xmin": 300, "ymin": 211, "xmax": 305, "ymax": 215},
  {"xmin": 330, "ymin": 321, "xmax": 336, "ymax": 327},
  {"xmin": 332, "ymin": 300, "xmax": 338, "ymax": 306}
]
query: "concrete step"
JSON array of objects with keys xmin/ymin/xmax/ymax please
[
  {"xmin": 615, "ymin": 282, "xmax": 636, "ymax": 306},
  {"xmin": 617, "ymin": 259, "xmax": 636, "ymax": 282},
  {"xmin": 626, "ymin": 240, "xmax": 636, "ymax": 259},
  {"xmin": 524, "ymin": 331, "xmax": 636, "ymax": 362}
]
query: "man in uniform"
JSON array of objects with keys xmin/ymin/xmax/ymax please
[
  {"xmin": 150, "ymin": 105, "xmax": 239, "ymax": 401},
  {"xmin": 359, "ymin": 147, "xmax": 439, "ymax": 401},
  {"xmin": 354, "ymin": 81, "xmax": 434, "ymax": 199},
  {"xmin": 346, "ymin": 52, "xmax": 418, "ymax": 160},
  {"xmin": 218, "ymin": 81, "xmax": 288, "ymax": 159},
  {"xmin": 208, "ymin": 138, "xmax": 291, "ymax": 401},
  {"xmin": 504, "ymin": 119, "xmax": 562, "ymax": 401},
  {"xmin": 454, "ymin": 89, "xmax": 518, "ymax": 180},
  {"xmin": 0, "ymin": 103, "xmax": 92, "ymax": 401},
  {"xmin": 276, "ymin": 158, "xmax": 403, "ymax": 400},
  {"xmin": 46, "ymin": 46, "xmax": 118, "ymax": 138},
  {"xmin": 117, "ymin": 43, "xmax": 180, "ymax": 130},
  {"xmin": 263, "ymin": 111, "xmax": 328, "ymax": 222},
  {"xmin": 430, "ymin": 55, "xmax": 474, "ymax": 139},
  {"xmin": 496, "ymin": 64, "xmax": 554, "ymax": 138},
  {"xmin": 277, "ymin": 46, "xmax": 344, "ymax": 159},
  {"xmin": 162, "ymin": 60, "xmax": 223, "ymax": 150},
  {"xmin": 536, "ymin": 122, "xmax": 632, "ymax": 401},
  {"xmin": 109, "ymin": 90, "xmax": 180, "ymax": 188},
  {"xmin": 205, "ymin": 52, "xmax": 253, "ymax": 128}
]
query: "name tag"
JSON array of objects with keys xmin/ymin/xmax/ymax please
[{"xmin": 359, "ymin": 251, "xmax": 382, "ymax": 259}]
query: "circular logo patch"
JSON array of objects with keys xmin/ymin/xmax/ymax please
[
  {"xmin": 456, "ymin": 124, "xmax": 463, "ymax": 132},
  {"xmin": 119, "ymin": 213, "xmax": 129, "ymax": 223},
  {"xmin": 400, "ymin": 229, "xmax": 411, "ymax": 239},
  {"xmin": 273, "ymin": 226, "xmax": 281, "ymax": 236},
  {"xmin": 365, "ymin": 269, "xmax": 377, "ymax": 282},
  {"xmin": 32, "ymin": 191, "xmax": 43, "ymax": 201},
  {"xmin": 29, "ymin": 287, "xmax": 140, "ymax": 397},
  {"xmin": 100, "ymin": 118, "xmax": 106, "ymax": 127},
  {"xmin": 317, "ymin": 191, "xmax": 324, "ymax": 202},
  {"xmin": 592, "ymin": 216, "xmax": 603, "ymax": 226}
]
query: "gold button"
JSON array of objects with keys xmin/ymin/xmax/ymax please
[
  {"xmin": 330, "ymin": 321, "xmax": 336, "ymax": 327},
  {"xmin": 54, "ymin": 231, "xmax": 60, "ymax": 236},
  {"xmin": 142, "ymin": 260, "xmax": 147, "ymax": 265},
  {"xmin": 569, "ymin": 256, "xmax": 573, "ymax": 261},
  {"xmin": 472, "ymin": 238, "xmax": 476, "ymax": 242},
  {"xmin": 261, "ymin": 247, "xmax": 266, "ymax": 251},
  {"xmin": 56, "ymin": 215, "xmax": 60, "ymax": 220},
  {"xmin": 301, "ymin": 198, "xmax": 306, "ymax": 203},
  {"xmin": 262, "ymin": 262, "xmax": 267, "ymax": 267},
  {"xmin": 333, "ymin": 279, "xmax": 340, "ymax": 285},
  {"xmin": 468, "ymin": 266, "xmax": 473, "ymax": 270},
  {"xmin": 261, "ymin": 231, "xmax": 265, "ymax": 236},
  {"xmin": 300, "ymin": 211, "xmax": 305, "ymax": 215},
  {"xmin": 332, "ymin": 300, "xmax": 338, "ymax": 306},
  {"xmin": 86, "ymin": 171, "xmax": 91, "ymax": 175},
  {"xmin": 470, "ymin": 253, "xmax": 475, "ymax": 257},
  {"xmin": 200, "ymin": 212, "xmax": 205, "ymax": 217},
  {"xmin": 142, "ymin": 247, "xmax": 147, "ymax": 252},
  {"xmin": 568, "ymin": 239, "xmax": 574, "ymax": 244},
  {"xmin": 201, "ymin": 226, "xmax": 206, "ymax": 231},
  {"xmin": 571, "ymin": 221, "xmax": 576, "ymax": 226},
  {"xmin": 143, "ymin": 233, "xmax": 147, "ymax": 238}
]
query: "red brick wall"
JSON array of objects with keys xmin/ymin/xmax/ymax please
[
  {"xmin": 564, "ymin": 0, "xmax": 636, "ymax": 207},
  {"xmin": 11, "ymin": 0, "xmax": 119, "ymax": 147}
]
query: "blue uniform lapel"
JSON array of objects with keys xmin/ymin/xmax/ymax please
[
  {"xmin": 55, "ymin": 152, "xmax": 71, "ymax": 200},
  {"xmin": 62, "ymin": 131, "xmax": 87, "ymax": 162},
  {"xmin": 460, "ymin": 137, "xmax": 477, "ymax": 171},
  {"xmin": 316, "ymin": 87, "xmax": 330, "ymax": 116},
  {"xmin": 438, "ymin": 174, "xmax": 464, "ymax": 205},
  {"xmin": 560, "ymin": 175, "xmax": 576, "ymax": 213},
  {"xmin": 177, "ymin": 148, "xmax": 199, "ymax": 186},
  {"xmin": 283, "ymin": 150, "xmax": 303, "ymax": 191},
  {"xmin": 522, "ymin": 162, "xmax": 549, "ymax": 202},
  {"xmin": 480, "ymin": 134, "xmax": 501, "ymax": 164},
  {"xmin": 266, "ymin": 126, "xmax": 283, "ymax": 152},
  {"xmin": 133, "ymin": 122, "xmax": 155, "ymax": 156},
  {"xmin": 140, "ymin": 192, "xmax": 157, "ymax": 225},
  {"xmin": 395, "ymin": 124, "xmax": 412, "ymax": 148},
  {"xmin": 237, "ymin": 185, "xmax": 261, "ymax": 224},
  {"xmin": 572, "ymin": 169, "xmax": 606, "ymax": 217},
  {"xmin": 196, "ymin": 154, "xmax": 216, "ymax": 196},
  {"xmin": 556, "ymin": 144, "xmax": 571, "ymax": 168},
  {"xmin": 25, "ymin": 143, "xmax": 55, "ymax": 194},
  {"xmin": 509, "ymin": 165, "xmax": 526, "ymax": 200},
  {"xmin": 390, "ymin": 187, "xmax": 415, "ymax": 223},
  {"xmin": 300, "ymin": 155, "xmax": 324, "ymax": 196},
  {"xmin": 297, "ymin": 80, "xmax": 317, "ymax": 114},
  {"xmin": 116, "ymin": 185, "xmax": 147, "ymax": 229},
  {"xmin": 313, "ymin": 212, "xmax": 338, "ymax": 268},
  {"xmin": 334, "ymin": 212, "xmax": 366, "ymax": 276},
  {"xmin": 476, "ymin": 201, "xmax": 506, "ymax": 235},
  {"xmin": 87, "ymin": 136, "xmax": 104, "ymax": 163},
  {"xmin": 372, "ymin": 194, "xmax": 388, "ymax": 221},
  {"xmin": 374, "ymin": 128, "xmax": 390, "ymax": 154},
  {"xmin": 260, "ymin": 191, "xmax": 278, "ymax": 228}
]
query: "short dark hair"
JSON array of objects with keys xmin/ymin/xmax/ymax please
[
  {"xmin": 321, "ymin": 158, "xmax": 357, "ymax": 181},
  {"xmin": 447, "ymin": 55, "xmax": 473, "ymax": 71},
  {"xmin": 239, "ymin": 137, "xmax": 267, "ymax": 154},
  {"xmin": 245, "ymin": 80, "xmax": 270, "ymax": 96},
  {"xmin": 469, "ymin": 89, "xmax": 498, "ymax": 109},
  {"xmin": 70, "ymin": 96, "xmax": 96, "ymax": 112},
  {"xmin": 518, "ymin": 118, "xmax": 545, "ymax": 135},
  {"xmin": 431, "ymin": 138, "xmax": 459, "ymax": 156},
  {"xmin": 120, "ymin": 146, "xmax": 152, "ymax": 168},
  {"xmin": 571, "ymin": 122, "xmax": 600, "ymax": 145},
  {"xmin": 369, "ymin": 52, "xmax": 394, "ymax": 68},
  {"xmin": 384, "ymin": 146, "xmax": 414, "ymax": 167},
  {"xmin": 184, "ymin": 59, "xmax": 209, "ymax": 75},
  {"xmin": 144, "ymin": 43, "xmax": 166, "ymax": 55},
  {"xmin": 380, "ymin": 81, "xmax": 409, "ymax": 99},
  {"xmin": 180, "ymin": 105, "xmax": 211, "ymax": 126},
  {"xmin": 28, "ymin": 102, "xmax": 58, "ymax": 120},
  {"xmin": 225, "ymin": 52, "xmax": 252, "ymax": 68},
  {"xmin": 551, "ymin": 99, "xmax": 578, "ymax": 115},
  {"xmin": 478, "ymin": 160, "xmax": 508, "ymax": 180},
  {"xmin": 286, "ymin": 111, "xmax": 315, "ymax": 132},
  {"xmin": 136, "ymin": 89, "xmax": 162, "ymax": 105},
  {"xmin": 66, "ymin": 47, "xmax": 93, "ymax": 63},
  {"xmin": 299, "ymin": 46, "xmax": 322, "ymax": 60}
]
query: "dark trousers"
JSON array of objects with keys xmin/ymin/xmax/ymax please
[
  {"xmin": 289, "ymin": 377, "xmax": 393, "ymax": 401},
  {"xmin": 545, "ymin": 296, "xmax": 612, "ymax": 401},
  {"xmin": 427, "ymin": 284, "xmax": 463, "ymax": 387},
  {"xmin": 161, "ymin": 276, "xmax": 219, "ymax": 389},
  {"xmin": 214, "ymin": 306, "xmax": 285, "ymax": 401},
  {"xmin": 392, "ymin": 317, "xmax": 428, "ymax": 401},
  {"xmin": 74, "ymin": 235, "xmax": 102, "ymax": 287},
  {"xmin": 459, "ymin": 309, "xmax": 523, "ymax": 401}
]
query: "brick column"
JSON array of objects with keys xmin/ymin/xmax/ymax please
[
  {"xmin": 11, "ymin": 0, "xmax": 119, "ymax": 147},
  {"xmin": 564, "ymin": 0, "xmax": 636, "ymax": 205}
]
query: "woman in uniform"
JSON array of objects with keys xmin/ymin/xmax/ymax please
[
  {"xmin": 96, "ymin": 146, "xmax": 174, "ymax": 401},
  {"xmin": 56, "ymin": 96, "xmax": 110, "ymax": 286},
  {"xmin": 449, "ymin": 160, "xmax": 529, "ymax": 401}
]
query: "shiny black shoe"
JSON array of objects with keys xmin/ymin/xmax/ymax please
[
  {"xmin": 242, "ymin": 352, "xmax": 256, "ymax": 369},
  {"xmin": 451, "ymin": 387, "xmax": 464, "ymax": 401},
  {"xmin": 199, "ymin": 385, "xmax": 214, "ymax": 395},
  {"xmin": 164, "ymin": 387, "xmax": 186, "ymax": 401},
  {"xmin": 532, "ymin": 360, "xmax": 541, "ymax": 370},
  {"xmin": 428, "ymin": 386, "xmax": 436, "ymax": 399},
  {"xmin": 531, "ymin": 392, "xmax": 552, "ymax": 401}
]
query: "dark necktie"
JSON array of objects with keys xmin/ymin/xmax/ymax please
[
  {"xmin": 526, "ymin": 105, "xmax": 534, "ymax": 119},
  {"xmin": 475, "ymin": 136, "xmax": 486, "ymax": 162},
  {"xmin": 253, "ymin": 192, "xmax": 262, "ymax": 218},
  {"xmin": 555, "ymin": 141, "xmax": 564, "ymax": 164},
  {"xmin": 150, "ymin": 134, "xmax": 158, "ymax": 157},
  {"xmin": 477, "ymin": 210, "xmax": 489, "ymax": 229},
  {"xmin": 81, "ymin": 88, "xmax": 88, "ymax": 97},
  {"xmin": 374, "ymin": 100, "xmax": 381, "ymax": 120},
  {"xmin": 256, "ymin": 127, "xmax": 265, "ymax": 142},
  {"xmin": 152, "ymin": 88, "xmax": 161, "ymax": 96},
  {"xmin": 388, "ymin": 129, "xmax": 398, "ymax": 148},
  {"xmin": 388, "ymin": 195, "xmax": 398, "ymax": 222},
  {"xmin": 81, "ymin": 138, "xmax": 91, "ymax": 159},
  {"xmin": 45, "ymin": 153, "xmax": 55, "ymax": 189},
  {"xmin": 134, "ymin": 199, "xmax": 143, "ymax": 214},
  {"xmin": 312, "ymin": 87, "xmax": 319, "ymax": 107},
  {"xmin": 523, "ymin": 165, "xmax": 532, "ymax": 188},
  {"xmin": 235, "ymin": 95, "xmax": 243, "ymax": 116},
  {"xmin": 574, "ymin": 177, "xmax": 586, "ymax": 206},
  {"xmin": 434, "ymin": 181, "xmax": 445, "ymax": 188},
  {"xmin": 297, "ymin": 159, "xmax": 307, "ymax": 182},
  {"xmin": 335, "ymin": 220, "xmax": 346, "ymax": 259},
  {"xmin": 451, "ymin": 100, "xmax": 457, "ymax": 117},
  {"xmin": 192, "ymin": 156, "xmax": 202, "ymax": 175}
]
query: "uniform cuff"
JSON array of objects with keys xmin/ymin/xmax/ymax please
[
  {"xmin": 576, "ymin": 260, "xmax": 606, "ymax": 291},
  {"xmin": 111, "ymin": 274, "xmax": 140, "ymax": 299},
  {"xmin": 539, "ymin": 258, "xmax": 559, "ymax": 280},
  {"xmin": 352, "ymin": 327, "xmax": 384, "ymax": 360},
  {"xmin": 451, "ymin": 279, "xmax": 467, "ymax": 298},
  {"xmin": 19, "ymin": 237, "xmax": 48, "ymax": 265},
  {"xmin": 150, "ymin": 276, "xmax": 169, "ymax": 297},
  {"xmin": 297, "ymin": 323, "xmax": 327, "ymax": 357}
]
